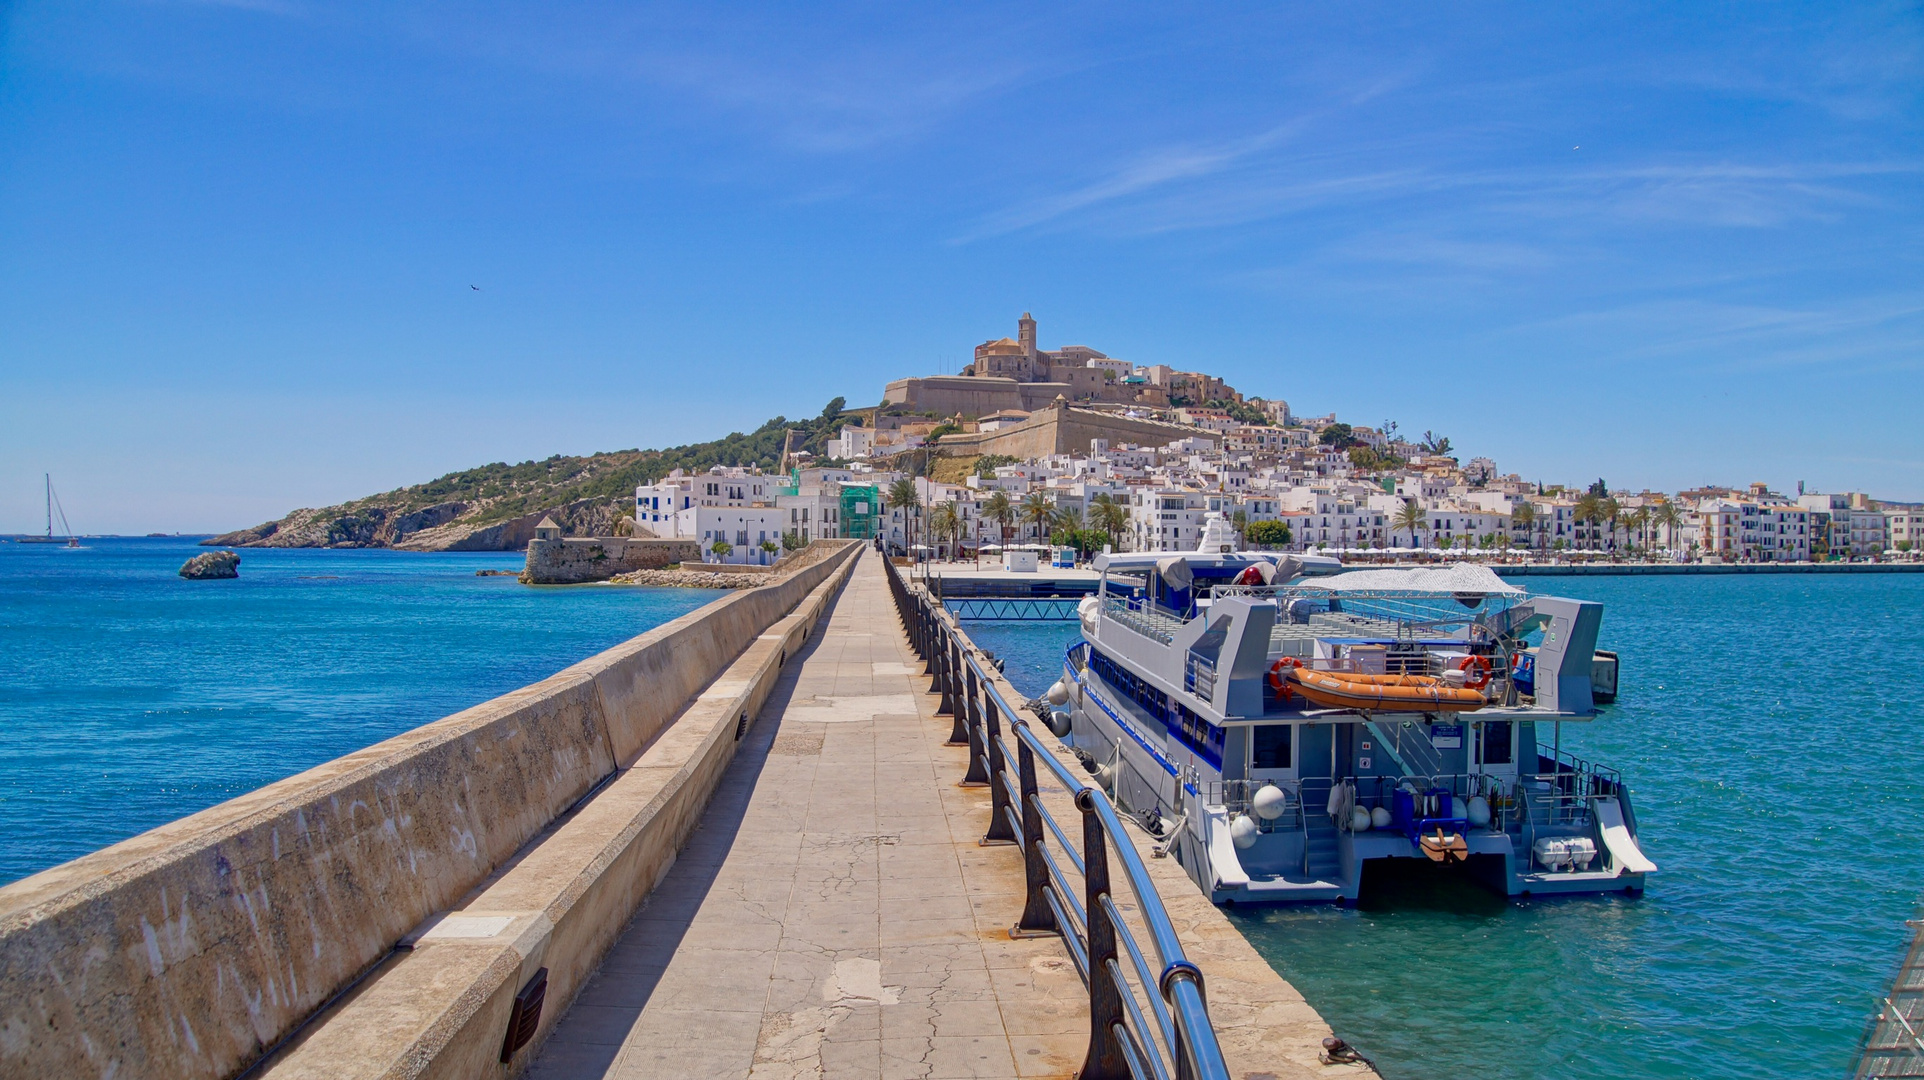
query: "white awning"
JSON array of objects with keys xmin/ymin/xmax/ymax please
[{"xmin": 1306, "ymin": 562, "xmax": 1524, "ymax": 595}]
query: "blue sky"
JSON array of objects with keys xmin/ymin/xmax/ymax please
[{"xmin": 2, "ymin": 2, "xmax": 1921, "ymax": 532}]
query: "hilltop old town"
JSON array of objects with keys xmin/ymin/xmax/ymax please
[{"xmin": 630, "ymin": 314, "xmax": 1919, "ymax": 566}]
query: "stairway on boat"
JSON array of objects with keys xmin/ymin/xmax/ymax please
[
  {"xmin": 1363, "ymin": 717, "xmax": 1448, "ymax": 780},
  {"xmin": 1304, "ymin": 808, "xmax": 1341, "ymax": 882}
]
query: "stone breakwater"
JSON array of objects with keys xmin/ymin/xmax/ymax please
[{"xmin": 0, "ymin": 540, "xmax": 863, "ymax": 1080}]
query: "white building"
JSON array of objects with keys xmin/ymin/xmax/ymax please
[
  {"xmin": 667, "ymin": 505, "xmax": 790, "ymax": 564},
  {"xmin": 1128, "ymin": 489, "xmax": 1209, "ymax": 552},
  {"xmin": 1697, "ymin": 500, "xmax": 1811, "ymax": 561},
  {"xmin": 1887, "ymin": 509, "xmax": 1923, "ymax": 552},
  {"xmin": 827, "ymin": 426, "xmax": 875, "ymax": 459},
  {"xmin": 636, "ymin": 467, "xmax": 775, "ymax": 531}
]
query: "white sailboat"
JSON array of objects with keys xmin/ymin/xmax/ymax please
[{"xmin": 18, "ymin": 475, "xmax": 78, "ymax": 546}]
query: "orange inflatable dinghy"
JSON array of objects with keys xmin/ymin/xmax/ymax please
[{"xmin": 1269, "ymin": 657, "xmax": 1488, "ymax": 713}]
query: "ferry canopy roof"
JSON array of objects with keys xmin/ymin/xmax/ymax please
[{"xmin": 1304, "ymin": 563, "xmax": 1524, "ymax": 595}]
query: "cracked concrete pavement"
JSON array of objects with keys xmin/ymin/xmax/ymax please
[{"xmin": 528, "ymin": 551, "xmax": 1087, "ymax": 1079}]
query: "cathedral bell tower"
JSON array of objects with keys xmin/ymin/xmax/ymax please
[{"xmin": 1018, "ymin": 312, "xmax": 1037, "ymax": 361}]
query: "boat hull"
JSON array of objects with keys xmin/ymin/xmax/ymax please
[{"xmin": 1062, "ymin": 658, "xmax": 1649, "ymax": 905}]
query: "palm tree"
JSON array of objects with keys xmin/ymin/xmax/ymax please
[
  {"xmin": 1393, "ymin": 499, "xmax": 1427, "ymax": 550},
  {"xmin": 1051, "ymin": 505, "xmax": 1084, "ymax": 539},
  {"xmin": 1601, "ymin": 497, "xmax": 1622, "ymax": 554},
  {"xmin": 1020, "ymin": 491, "xmax": 1055, "ymax": 544},
  {"xmin": 1627, "ymin": 506, "xmax": 1652, "ymax": 555},
  {"xmin": 983, "ymin": 490, "xmax": 1014, "ymax": 546},
  {"xmin": 927, "ymin": 501, "xmax": 959, "ymax": 561},
  {"xmin": 1089, "ymin": 493, "xmax": 1129, "ymax": 552},
  {"xmin": 1653, "ymin": 501, "xmax": 1682, "ymax": 558},
  {"xmin": 886, "ymin": 478, "xmax": 920, "ymax": 554},
  {"xmin": 1231, "ymin": 509, "xmax": 1249, "ymax": 547},
  {"xmin": 1574, "ymin": 493, "xmax": 1602, "ymax": 552},
  {"xmin": 1511, "ymin": 501, "xmax": 1536, "ymax": 553}
]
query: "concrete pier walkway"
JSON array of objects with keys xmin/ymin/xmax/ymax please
[{"xmin": 530, "ymin": 550, "xmax": 1087, "ymax": 1079}]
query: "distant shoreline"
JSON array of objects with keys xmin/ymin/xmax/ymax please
[{"xmin": 1491, "ymin": 561, "xmax": 1924, "ymax": 576}]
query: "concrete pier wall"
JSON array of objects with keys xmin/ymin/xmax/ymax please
[{"xmin": 0, "ymin": 540, "xmax": 862, "ymax": 1080}]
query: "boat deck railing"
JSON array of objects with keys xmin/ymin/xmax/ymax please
[
  {"xmin": 1203, "ymin": 778, "xmax": 1306, "ymax": 836},
  {"xmin": 1219, "ymin": 584, "xmax": 1518, "ymax": 632},
  {"xmin": 1101, "ymin": 594, "xmax": 1183, "ymax": 645},
  {"xmin": 888, "ymin": 554, "xmax": 1230, "ymax": 1080}
]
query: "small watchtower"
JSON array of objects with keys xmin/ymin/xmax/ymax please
[{"xmin": 533, "ymin": 516, "xmax": 563, "ymax": 542}]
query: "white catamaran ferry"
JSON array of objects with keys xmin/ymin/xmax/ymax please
[{"xmin": 1043, "ymin": 515, "xmax": 1654, "ymax": 904}]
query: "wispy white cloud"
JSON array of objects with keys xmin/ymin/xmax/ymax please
[
  {"xmin": 953, "ymin": 119, "xmax": 1340, "ymax": 241},
  {"xmin": 966, "ymin": 133, "xmax": 1921, "ymax": 242},
  {"xmin": 402, "ymin": 7, "xmax": 1067, "ymax": 156},
  {"xmin": 1494, "ymin": 294, "xmax": 1924, "ymax": 375}
]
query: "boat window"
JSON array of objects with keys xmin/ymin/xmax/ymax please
[
  {"xmin": 1086, "ymin": 647, "xmax": 1225, "ymax": 768},
  {"xmin": 1253, "ymin": 725, "xmax": 1291, "ymax": 769},
  {"xmin": 1479, "ymin": 721, "xmax": 1513, "ymax": 765}
]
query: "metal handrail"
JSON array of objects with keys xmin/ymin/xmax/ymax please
[{"xmin": 883, "ymin": 553, "xmax": 1230, "ymax": 1080}]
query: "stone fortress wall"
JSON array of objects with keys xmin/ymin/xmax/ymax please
[
  {"xmin": 522, "ymin": 536, "xmax": 703, "ymax": 584},
  {"xmin": 930, "ymin": 400, "xmax": 1219, "ymax": 459}
]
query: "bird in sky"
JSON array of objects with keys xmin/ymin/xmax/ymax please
[{"xmin": 471, "ymin": 285, "xmax": 480, "ymax": 290}]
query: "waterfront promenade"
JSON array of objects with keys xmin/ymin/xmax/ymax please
[{"xmin": 528, "ymin": 552, "xmax": 1090, "ymax": 1078}]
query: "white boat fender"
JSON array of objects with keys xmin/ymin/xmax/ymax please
[
  {"xmin": 1252, "ymin": 784, "xmax": 1288, "ymax": 820},
  {"xmin": 1230, "ymin": 813, "xmax": 1260, "ymax": 849},
  {"xmin": 1370, "ymin": 806, "xmax": 1393, "ymax": 830},
  {"xmin": 1350, "ymin": 807, "xmax": 1373, "ymax": 832},
  {"xmin": 1046, "ymin": 707, "xmax": 1073, "ymax": 738},
  {"xmin": 1466, "ymin": 796, "xmax": 1492, "ymax": 828},
  {"xmin": 1045, "ymin": 680, "xmax": 1070, "ymax": 706},
  {"xmin": 1091, "ymin": 750, "xmax": 1117, "ymax": 790}
]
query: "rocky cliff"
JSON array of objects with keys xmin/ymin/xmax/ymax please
[{"xmin": 202, "ymin": 398, "xmax": 859, "ymax": 552}]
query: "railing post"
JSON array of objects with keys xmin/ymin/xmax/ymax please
[
  {"xmin": 1077, "ymin": 786, "xmax": 1130, "ymax": 1080},
  {"xmin": 961, "ymin": 663, "xmax": 989, "ymax": 785},
  {"xmin": 1013, "ymin": 732, "xmax": 1057, "ymax": 934},
  {"xmin": 981, "ymin": 695, "xmax": 1016, "ymax": 843},
  {"xmin": 920, "ymin": 596, "xmax": 936, "ymax": 675},
  {"xmin": 935, "ymin": 620, "xmax": 956, "ymax": 718},
  {"xmin": 1162, "ymin": 961, "xmax": 1209, "ymax": 1080}
]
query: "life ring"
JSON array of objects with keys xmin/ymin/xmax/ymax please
[
  {"xmin": 1457, "ymin": 654, "xmax": 1492, "ymax": 690},
  {"xmin": 1268, "ymin": 656, "xmax": 1302, "ymax": 696}
]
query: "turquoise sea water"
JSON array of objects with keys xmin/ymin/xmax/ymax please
[
  {"xmin": 964, "ymin": 575, "xmax": 1924, "ymax": 1080},
  {"xmin": 0, "ymin": 536, "xmax": 717, "ymax": 885}
]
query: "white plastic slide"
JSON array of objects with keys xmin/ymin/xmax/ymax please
[
  {"xmin": 1592, "ymin": 797, "xmax": 1658, "ymax": 874},
  {"xmin": 1206, "ymin": 809, "xmax": 1250, "ymax": 891}
]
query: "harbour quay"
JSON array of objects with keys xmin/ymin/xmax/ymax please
[{"xmin": 0, "ymin": 544, "xmax": 1349, "ymax": 1080}]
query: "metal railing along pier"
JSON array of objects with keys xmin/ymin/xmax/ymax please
[{"xmin": 883, "ymin": 551, "xmax": 1230, "ymax": 1080}]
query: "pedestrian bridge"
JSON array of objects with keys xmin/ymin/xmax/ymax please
[{"xmin": 0, "ymin": 544, "xmax": 1343, "ymax": 1079}]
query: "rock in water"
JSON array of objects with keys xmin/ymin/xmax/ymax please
[{"xmin": 180, "ymin": 550, "xmax": 241, "ymax": 580}]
